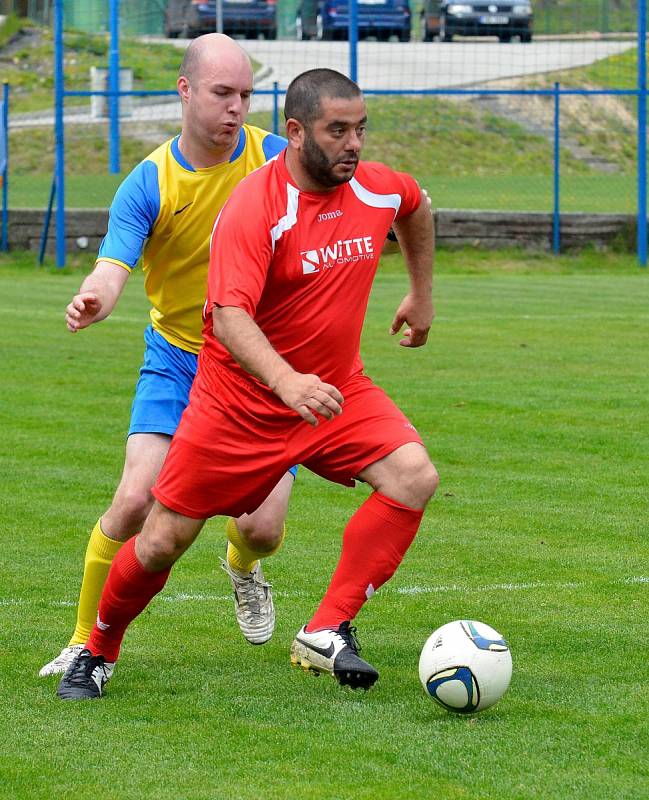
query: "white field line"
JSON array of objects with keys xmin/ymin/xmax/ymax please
[{"xmin": 1, "ymin": 576, "xmax": 646, "ymax": 609}]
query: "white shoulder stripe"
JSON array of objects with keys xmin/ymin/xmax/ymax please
[
  {"xmin": 210, "ymin": 208, "xmax": 223, "ymax": 248},
  {"xmin": 349, "ymin": 178, "xmax": 402, "ymax": 216},
  {"xmin": 270, "ymin": 183, "xmax": 300, "ymax": 253}
]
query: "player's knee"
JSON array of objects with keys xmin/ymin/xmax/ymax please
[
  {"xmin": 397, "ymin": 459, "xmax": 438, "ymax": 509},
  {"xmin": 138, "ymin": 528, "xmax": 184, "ymax": 569},
  {"xmin": 112, "ymin": 484, "xmax": 155, "ymax": 529},
  {"xmin": 413, "ymin": 462, "xmax": 439, "ymax": 505},
  {"xmin": 237, "ymin": 514, "xmax": 284, "ymax": 553}
]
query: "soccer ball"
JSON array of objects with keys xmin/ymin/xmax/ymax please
[{"xmin": 419, "ymin": 620, "xmax": 512, "ymax": 713}]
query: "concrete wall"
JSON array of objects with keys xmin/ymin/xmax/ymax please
[
  {"xmin": 6, "ymin": 208, "xmax": 637, "ymax": 256},
  {"xmin": 436, "ymin": 210, "xmax": 635, "ymax": 251}
]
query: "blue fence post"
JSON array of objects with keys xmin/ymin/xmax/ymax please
[
  {"xmin": 108, "ymin": 0, "xmax": 121, "ymax": 175},
  {"xmin": 637, "ymin": 0, "xmax": 647, "ymax": 267},
  {"xmin": 54, "ymin": 0, "xmax": 66, "ymax": 268},
  {"xmin": 552, "ymin": 81, "xmax": 560, "ymax": 255},
  {"xmin": 272, "ymin": 81, "xmax": 279, "ymax": 136},
  {"xmin": 39, "ymin": 174, "xmax": 57, "ymax": 265},
  {"xmin": 349, "ymin": 0, "xmax": 358, "ymax": 83},
  {"xmin": 1, "ymin": 82, "xmax": 8, "ymax": 252}
]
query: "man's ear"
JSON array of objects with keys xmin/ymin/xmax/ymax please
[
  {"xmin": 177, "ymin": 75, "xmax": 190, "ymax": 103},
  {"xmin": 285, "ymin": 118, "xmax": 305, "ymax": 150}
]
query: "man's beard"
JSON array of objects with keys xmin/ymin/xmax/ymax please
[{"xmin": 302, "ymin": 132, "xmax": 358, "ymax": 188}]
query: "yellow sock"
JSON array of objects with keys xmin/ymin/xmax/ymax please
[
  {"xmin": 226, "ymin": 517, "xmax": 285, "ymax": 573},
  {"xmin": 68, "ymin": 520, "xmax": 124, "ymax": 646}
]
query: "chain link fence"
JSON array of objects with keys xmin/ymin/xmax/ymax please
[{"xmin": 1, "ymin": 0, "xmax": 647, "ymax": 262}]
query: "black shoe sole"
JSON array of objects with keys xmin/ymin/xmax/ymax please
[
  {"xmin": 334, "ymin": 667, "xmax": 379, "ymax": 690},
  {"xmin": 291, "ymin": 653, "xmax": 379, "ymax": 690}
]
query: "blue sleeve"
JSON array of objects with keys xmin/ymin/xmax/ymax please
[
  {"xmin": 261, "ymin": 133, "xmax": 287, "ymax": 162},
  {"xmin": 97, "ymin": 159, "xmax": 160, "ymax": 269}
]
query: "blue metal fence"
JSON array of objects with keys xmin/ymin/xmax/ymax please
[
  {"xmin": 54, "ymin": 0, "xmax": 65, "ymax": 268},
  {"xmin": 0, "ymin": 82, "xmax": 8, "ymax": 252},
  {"xmin": 637, "ymin": 0, "xmax": 647, "ymax": 264},
  {"xmin": 49, "ymin": 0, "xmax": 648, "ymax": 267},
  {"xmin": 553, "ymin": 82, "xmax": 560, "ymax": 256}
]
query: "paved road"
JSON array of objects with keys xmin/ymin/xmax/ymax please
[
  {"xmin": 245, "ymin": 38, "xmax": 636, "ymax": 92},
  {"xmin": 195, "ymin": 37, "xmax": 638, "ymax": 112},
  {"xmin": 11, "ymin": 37, "xmax": 636, "ymax": 127}
]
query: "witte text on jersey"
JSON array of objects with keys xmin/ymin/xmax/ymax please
[{"xmin": 301, "ymin": 236, "xmax": 374, "ymax": 275}]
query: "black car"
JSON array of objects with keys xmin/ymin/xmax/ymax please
[
  {"xmin": 423, "ymin": 0, "xmax": 532, "ymax": 42},
  {"xmin": 164, "ymin": 0, "xmax": 277, "ymax": 40}
]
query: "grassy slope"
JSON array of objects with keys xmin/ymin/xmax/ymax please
[
  {"xmin": 513, "ymin": 47, "xmax": 639, "ymax": 176},
  {"xmin": 3, "ymin": 27, "xmax": 183, "ymax": 114},
  {"xmin": 533, "ymin": 0, "xmax": 637, "ymax": 34},
  {"xmin": 0, "ymin": 13, "xmax": 23, "ymax": 47},
  {"xmin": 0, "ymin": 251, "xmax": 647, "ymax": 799}
]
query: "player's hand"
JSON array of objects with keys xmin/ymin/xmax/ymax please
[
  {"xmin": 65, "ymin": 292, "xmax": 103, "ymax": 332},
  {"xmin": 272, "ymin": 371, "xmax": 344, "ymax": 426},
  {"xmin": 390, "ymin": 294, "xmax": 435, "ymax": 348},
  {"xmin": 422, "ymin": 188, "xmax": 433, "ymax": 216}
]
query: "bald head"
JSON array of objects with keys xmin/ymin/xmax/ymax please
[
  {"xmin": 176, "ymin": 33, "xmax": 254, "ymax": 166},
  {"xmin": 179, "ymin": 33, "xmax": 252, "ymax": 86}
]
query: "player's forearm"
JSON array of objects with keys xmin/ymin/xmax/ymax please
[
  {"xmin": 212, "ymin": 306, "xmax": 295, "ymax": 390},
  {"xmin": 392, "ymin": 196, "xmax": 434, "ymax": 298},
  {"xmin": 78, "ymin": 261, "xmax": 130, "ymax": 322}
]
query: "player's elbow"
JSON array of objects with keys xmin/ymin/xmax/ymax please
[
  {"xmin": 212, "ymin": 306, "xmax": 234, "ymax": 344},
  {"xmin": 213, "ymin": 305, "xmax": 252, "ymax": 346}
]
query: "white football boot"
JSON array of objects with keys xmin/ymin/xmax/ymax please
[
  {"xmin": 290, "ymin": 621, "xmax": 379, "ymax": 689},
  {"xmin": 220, "ymin": 557, "xmax": 275, "ymax": 645},
  {"xmin": 38, "ymin": 644, "xmax": 85, "ymax": 677}
]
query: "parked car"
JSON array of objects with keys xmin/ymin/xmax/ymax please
[
  {"xmin": 296, "ymin": 0, "xmax": 411, "ymax": 41},
  {"xmin": 164, "ymin": 0, "xmax": 277, "ymax": 40},
  {"xmin": 423, "ymin": 0, "xmax": 532, "ymax": 42}
]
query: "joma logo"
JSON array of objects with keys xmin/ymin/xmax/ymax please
[{"xmin": 317, "ymin": 210, "xmax": 343, "ymax": 222}]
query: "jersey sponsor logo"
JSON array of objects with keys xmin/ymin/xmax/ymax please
[
  {"xmin": 301, "ymin": 249, "xmax": 320, "ymax": 274},
  {"xmin": 300, "ymin": 236, "xmax": 374, "ymax": 275},
  {"xmin": 317, "ymin": 210, "xmax": 343, "ymax": 222}
]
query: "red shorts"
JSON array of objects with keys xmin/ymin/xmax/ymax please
[{"xmin": 153, "ymin": 364, "xmax": 424, "ymax": 519}]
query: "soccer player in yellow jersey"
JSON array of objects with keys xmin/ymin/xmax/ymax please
[{"xmin": 39, "ymin": 33, "xmax": 294, "ymax": 677}]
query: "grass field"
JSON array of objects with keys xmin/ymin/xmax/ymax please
[
  {"xmin": 11, "ymin": 172, "xmax": 637, "ymax": 214},
  {"xmin": 0, "ymin": 249, "xmax": 647, "ymax": 799},
  {"xmin": 8, "ymin": 92, "xmax": 639, "ymax": 213}
]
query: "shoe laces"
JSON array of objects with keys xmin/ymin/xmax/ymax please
[
  {"xmin": 53, "ymin": 645, "xmax": 83, "ymax": 667},
  {"xmin": 337, "ymin": 621, "xmax": 361, "ymax": 654},
  {"xmin": 220, "ymin": 559, "xmax": 272, "ymax": 616},
  {"xmin": 64, "ymin": 650, "xmax": 107, "ymax": 686}
]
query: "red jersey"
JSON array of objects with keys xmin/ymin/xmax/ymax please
[{"xmin": 203, "ymin": 150, "xmax": 421, "ymax": 407}]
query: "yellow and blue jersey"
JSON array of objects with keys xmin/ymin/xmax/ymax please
[{"xmin": 98, "ymin": 125, "xmax": 286, "ymax": 354}]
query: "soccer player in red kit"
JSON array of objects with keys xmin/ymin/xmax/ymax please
[{"xmin": 57, "ymin": 68, "xmax": 439, "ymax": 700}]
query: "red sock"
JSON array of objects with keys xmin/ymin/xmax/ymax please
[
  {"xmin": 306, "ymin": 492, "xmax": 424, "ymax": 631},
  {"xmin": 85, "ymin": 536, "xmax": 171, "ymax": 662}
]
